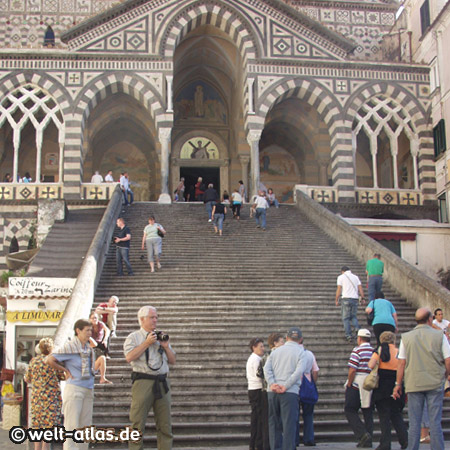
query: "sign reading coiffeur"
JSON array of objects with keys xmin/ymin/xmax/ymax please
[{"xmin": 8, "ymin": 277, "xmax": 76, "ymax": 297}]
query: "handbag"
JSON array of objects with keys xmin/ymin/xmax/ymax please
[
  {"xmin": 299, "ymin": 374, "xmax": 319, "ymax": 404},
  {"xmin": 157, "ymin": 229, "xmax": 164, "ymax": 238},
  {"xmin": 366, "ymin": 299, "xmax": 376, "ymax": 326},
  {"xmin": 363, "ymin": 347, "xmax": 380, "ymax": 391}
]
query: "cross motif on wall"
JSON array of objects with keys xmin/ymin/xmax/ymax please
[
  {"xmin": 317, "ymin": 190, "xmax": 330, "ymax": 203},
  {"xmin": 360, "ymin": 192, "xmax": 373, "ymax": 204},
  {"xmin": 69, "ymin": 73, "xmax": 80, "ymax": 84},
  {"xmin": 0, "ymin": 186, "xmax": 11, "ymax": 199},
  {"xmin": 336, "ymin": 80, "xmax": 347, "ymax": 92},
  {"xmin": 89, "ymin": 187, "xmax": 103, "ymax": 200},
  {"xmin": 402, "ymin": 193, "xmax": 415, "ymax": 206},
  {"xmin": 40, "ymin": 187, "xmax": 56, "ymax": 199}
]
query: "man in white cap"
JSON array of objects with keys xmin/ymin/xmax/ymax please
[
  {"xmin": 96, "ymin": 295, "xmax": 120, "ymax": 338},
  {"xmin": 344, "ymin": 328, "xmax": 374, "ymax": 448}
]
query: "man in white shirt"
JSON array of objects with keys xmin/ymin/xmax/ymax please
[
  {"xmin": 104, "ymin": 170, "xmax": 114, "ymax": 182},
  {"xmin": 335, "ymin": 266, "xmax": 365, "ymax": 342},
  {"xmin": 246, "ymin": 337, "xmax": 269, "ymax": 450},
  {"xmin": 91, "ymin": 170, "xmax": 103, "ymax": 183},
  {"xmin": 253, "ymin": 190, "xmax": 269, "ymax": 230},
  {"xmin": 120, "ymin": 172, "xmax": 134, "ymax": 205}
]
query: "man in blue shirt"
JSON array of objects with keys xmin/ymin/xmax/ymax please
[
  {"xmin": 47, "ymin": 319, "xmax": 95, "ymax": 450},
  {"xmin": 264, "ymin": 327, "xmax": 311, "ymax": 450}
]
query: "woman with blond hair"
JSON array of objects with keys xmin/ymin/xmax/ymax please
[
  {"xmin": 25, "ymin": 338, "xmax": 65, "ymax": 450},
  {"xmin": 368, "ymin": 331, "xmax": 408, "ymax": 450}
]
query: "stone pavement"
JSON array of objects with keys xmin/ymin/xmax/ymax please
[{"xmin": 0, "ymin": 426, "xmax": 441, "ymax": 450}]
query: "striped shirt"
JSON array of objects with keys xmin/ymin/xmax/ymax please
[{"xmin": 348, "ymin": 342, "xmax": 374, "ymax": 374}]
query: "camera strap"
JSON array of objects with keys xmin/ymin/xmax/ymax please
[{"xmin": 145, "ymin": 344, "xmax": 164, "ymax": 372}]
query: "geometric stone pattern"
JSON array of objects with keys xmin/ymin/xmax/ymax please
[
  {"xmin": 356, "ymin": 190, "xmax": 422, "ymax": 206},
  {"xmin": 287, "ymin": 0, "xmax": 397, "ymax": 60}
]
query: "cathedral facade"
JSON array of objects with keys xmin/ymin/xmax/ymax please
[{"xmin": 0, "ymin": 0, "xmax": 434, "ymax": 210}]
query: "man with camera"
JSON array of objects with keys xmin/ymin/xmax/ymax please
[{"xmin": 124, "ymin": 306, "xmax": 176, "ymax": 450}]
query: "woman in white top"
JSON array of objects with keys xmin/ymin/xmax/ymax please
[
  {"xmin": 141, "ymin": 216, "xmax": 166, "ymax": 273},
  {"xmin": 231, "ymin": 189, "xmax": 242, "ymax": 220}
]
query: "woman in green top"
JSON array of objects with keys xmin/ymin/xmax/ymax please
[{"xmin": 141, "ymin": 216, "xmax": 166, "ymax": 272}]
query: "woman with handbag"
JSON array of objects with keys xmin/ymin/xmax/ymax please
[
  {"xmin": 25, "ymin": 338, "xmax": 65, "ymax": 450},
  {"xmin": 142, "ymin": 215, "xmax": 166, "ymax": 272},
  {"xmin": 367, "ymin": 331, "xmax": 408, "ymax": 450},
  {"xmin": 365, "ymin": 291, "xmax": 398, "ymax": 346}
]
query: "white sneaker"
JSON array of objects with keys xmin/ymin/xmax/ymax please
[{"xmin": 208, "ymin": 219, "xmax": 212, "ymax": 222}]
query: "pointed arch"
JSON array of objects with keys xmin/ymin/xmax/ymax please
[{"xmin": 158, "ymin": 0, "xmax": 263, "ymax": 62}]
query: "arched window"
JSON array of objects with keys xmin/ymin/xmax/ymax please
[
  {"xmin": 43, "ymin": 26, "xmax": 55, "ymax": 48},
  {"xmin": 353, "ymin": 96, "xmax": 419, "ymax": 190},
  {"xmin": 0, "ymin": 84, "xmax": 64, "ymax": 183}
]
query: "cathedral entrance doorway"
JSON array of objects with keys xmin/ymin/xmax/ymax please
[{"xmin": 180, "ymin": 167, "xmax": 220, "ymax": 201}]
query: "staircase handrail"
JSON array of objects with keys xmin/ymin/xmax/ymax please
[
  {"xmin": 53, "ymin": 185, "xmax": 123, "ymax": 347},
  {"xmin": 295, "ymin": 188, "xmax": 450, "ymax": 317}
]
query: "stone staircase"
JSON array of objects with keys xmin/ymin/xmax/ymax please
[
  {"xmin": 89, "ymin": 202, "xmax": 448, "ymax": 448},
  {"xmin": 28, "ymin": 208, "xmax": 106, "ymax": 278}
]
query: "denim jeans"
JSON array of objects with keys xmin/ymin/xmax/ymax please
[
  {"xmin": 205, "ymin": 201, "xmax": 216, "ymax": 220},
  {"xmin": 368, "ymin": 275, "xmax": 383, "ymax": 301},
  {"xmin": 268, "ymin": 392, "xmax": 299, "ymax": 450},
  {"xmin": 213, "ymin": 213, "xmax": 224, "ymax": 231},
  {"xmin": 116, "ymin": 246, "xmax": 133, "ymax": 275},
  {"xmin": 255, "ymin": 208, "xmax": 267, "ymax": 228},
  {"xmin": 407, "ymin": 387, "xmax": 445, "ymax": 450},
  {"xmin": 341, "ymin": 298, "xmax": 360, "ymax": 338},
  {"xmin": 123, "ymin": 188, "xmax": 134, "ymax": 205}
]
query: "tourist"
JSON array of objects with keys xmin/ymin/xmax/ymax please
[
  {"xmin": 264, "ymin": 327, "xmax": 311, "ymax": 450},
  {"xmin": 365, "ymin": 291, "xmax": 398, "ymax": 346},
  {"xmin": 175, "ymin": 177, "xmax": 185, "ymax": 201},
  {"xmin": 246, "ymin": 337, "xmax": 269, "ymax": 450},
  {"xmin": 46, "ymin": 319, "xmax": 96, "ymax": 450},
  {"xmin": 95, "ymin": 295, "xmax": 119, "ymax": 338},
  {"xmin": 432, "ymin": 308, "xmax": 449, "ymax": 338},
  {"xmin": 120, "ymin": 172, "xmax": 134, "ymax": 205},
  {"xmin": 194, "ymin": 177, "xmax": 205, "ymax": 201},
  {"xmin": 335, "ymin": 266, "xmax": 365, "ymax": 342},
  {"xmin": 368, "ymin": 331, "xmax": 408, "ymax": 450},
  {"xmin": 211, "ymin": 199, "xmax": 227, "ymax": 236},
  {"xmin": 231, "ymin": 188, "xmax": 242, "ymax": 220},
  {"xmin": 393, "ymin": 307, "xmax": 450, "ymax": 450},
  {"xmin": 366, "ymin": 253, "xmax": 384, "ymax": 302},
  {"xmin": 23, "ymin": 172, "xmax": 32, "ymax": 183},
  {"xmin": 253, "ymin": 190, "xmax": 269, "ymax": 231},
  {"xmin": 104, "ymin": 170, "xmax": 114, "ymax": 182},
  {"xmin": 3, "ymin": 173, "xmax": 12, "ymax": 182},
  {"xmin": 91, "ymin": 170, "xmax": 103, "ymax": 183},
  {"xmin": 204, "ymin": 183, "xmax": 219, "ymax": 222},
  {"xmin": 124, "ymin": 306, "xmax": 176, "ymax": 450},
  {"xmin": 115, "ymin": 217, "xmax": 134, "ymax": 276},
  {"xmin": 25, "ymin": 338, "xmax": 63, "ymax": 450},
  {"xmin": 238, "ymin": 180, "xmax": 246, "ymax": 203},
  {"xmin": 344, "ymin": 329, "xmax": 374, "ymax": 448},
  {"xmin": 297, "ymin": 341, "xmax": 319, "ymax": 447},
  {"xmin": 141, "ymin": 215, "xmax": 166, "ymax": 272},
  {"xmin": 89, "ymin": 312, "xmax": 112, "ymax": 384},
  {"xmin": 267, "ymin": 188, "xmax": 279, "ymax": 208}
]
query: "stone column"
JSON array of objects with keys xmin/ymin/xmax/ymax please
[
  {"xmin": 158, "ymin": 127, "xmax": 172, "ymax": 204},
  {"xmin": 318, "ymin": 158, "xmax": 329, "ymax": 186},
  {"xmin": 370, "ymin": 135, "xmax": 378, "ymax": 188},
  {"xmin": 166, "ymin": 75, "xmax": 173, "ymax": 113},
  {"xmin": 247, "ymin": 130, "xmax": 262, "ymax": 198},
  {"xmin": 239, "ymin": 155, "xmax": 250, "ymax": 201}
]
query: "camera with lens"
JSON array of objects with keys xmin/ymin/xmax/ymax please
[{"xmin": 155, "ymin": 330, "xmax": 169, "ymax": 342}]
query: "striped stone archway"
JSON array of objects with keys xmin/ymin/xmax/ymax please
[
  {"xmin": 63, "ymin": 73, "xmax": 169, "ymax": 198},
  {"xmin": 252, "ymin": 77, "xmax": 355, "ymax": 200}
]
